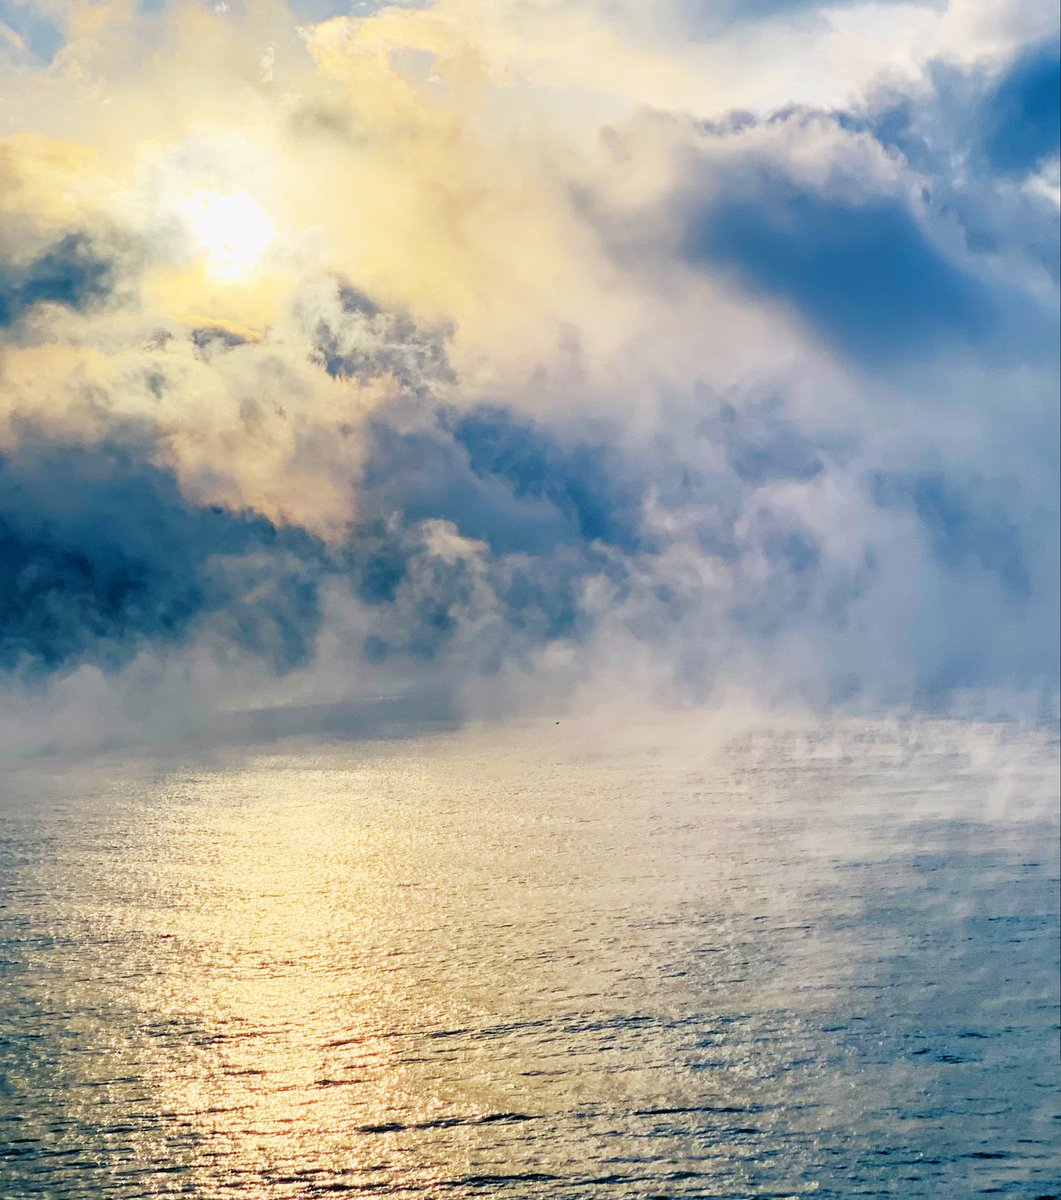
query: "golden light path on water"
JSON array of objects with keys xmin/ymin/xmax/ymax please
[{"xmin": 2, "ymin": 717, "xmax": 1059, "ymax": 1197}]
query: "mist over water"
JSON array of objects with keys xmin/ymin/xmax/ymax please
[{"xmin": 1, "ymin": 717, "xmax": 1058, "ymax": 1198}]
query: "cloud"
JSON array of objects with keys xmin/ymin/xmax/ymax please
[
  {"xmin": 446, "ymin": 406, "xmax": 644, "ymax": 552},
  {"xmin": 0, "ymin": 438, "xmax": 325, "ymax": 675},
  {"xmin": 873, "ymin": 470, "xmax": 1031, "ymax": 600},
  {"xmin": 980, "ymin": 37, "xmax": 1061, "ymax": 177},
  {"xmin": 596, "ymin": 99, "xmax": 1056, "ymax": 371},
  {"xmin": 855, "ymin": 51, "xmax": 1060, "ymax": 285},
  {"xmin": 685, "ymin": 180, "xmax": 991, "ymax": 366},
  {"xmin": 660, "ymin": 0, "xmax": 946, "ymax": 38},
  {"xmin": 0, "ymin": 232, "xmax": 115, "ymax": 326},
  {"xmin": 0, "ymin": 0, "xmax": 1056, "ymax": 756}
]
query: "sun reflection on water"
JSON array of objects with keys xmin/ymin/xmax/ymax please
[{"xmin": 120, "ymin": 748, "xmax": 792, "ymax": 1193}]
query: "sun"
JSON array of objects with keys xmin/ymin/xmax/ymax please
[{"xmin": 184, "ymin": 189, "xmax": 275, "ymax": 282}]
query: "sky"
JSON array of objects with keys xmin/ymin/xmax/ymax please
[{"xmin": 0, "ymin": 0, "xmax": 1057, "ymax": 754}]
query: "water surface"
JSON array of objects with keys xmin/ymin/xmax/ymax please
[{"xmin": 1, "ymin": 717, "xmax": 1058, "ymax": 1197}]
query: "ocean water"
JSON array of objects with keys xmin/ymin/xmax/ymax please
[{"xmin": 1, "ymin": 716, "xmax": 1058, "ymax": 1199}]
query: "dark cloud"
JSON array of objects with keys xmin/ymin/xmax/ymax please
[
  {"xmin": 337, "ymin": 404, "xmax": 637, "ymax": 663},
  {"xmin": 855, "ymin": 52, "xmax": 1061, "ymax": 283},
  {"xmin": 307, "ymin": 282, "xmax": 454, "ymax": 397},
  {"xmin": 598, "ymin": 71, "xmax": 1057, "ymax": 371},
  {"xmin": 696, "ymin": 393, "xmax": 825, "ymax": 486},
  {"xmin": 0, "ymin": 426, "xmax": 582, "ymax": 681},
  {"xmin": 357, "ymin": 418, "xmax": 576, "ymax": 557},
  {"xmin": 0, "ymin": 441, "xmax": 324, "ymax": 675},
  {"xmin": 447, "ymin": 406, "xmax": 644, "ymax": 552},
  {"xmin": 1, "ymin": 365, "xmax": 1056, "ymax": 711},
  {"xmin": 190, "ymin": 325, "xmax": 249, "ymax": 356},
  {"xmin": 341, "ymin": 523, "xmax": 595, "ymax": 667},
  {"xmin": 0, "ymin": 234, "xmax": 115, "ymax": 326},
  {"xmin": 873, "ymin": 471, "xmax": 1032, "ymax": 600},
  {"xmin": 355, "ymin": 403, "xmax": 645, "ymax": 557},
  {"xmin": 980, "ymin": 38, "xmax": 1061, "ymax": 178},
  {"xmin": 683, "ymin": 177, "xmax": 993, "ymax": 366}
]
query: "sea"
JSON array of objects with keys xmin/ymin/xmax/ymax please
[{"xmin": 1, "ymin": 715, "xmax": 1058, "ymax": 1198}]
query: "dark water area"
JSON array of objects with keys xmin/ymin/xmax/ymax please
[{"xmin": 1, "ymin": 717, "xmax": 1058, "ymax": 1198}]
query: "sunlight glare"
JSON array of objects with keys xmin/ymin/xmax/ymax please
[{"xmin": 185, "ymin": 189, "xmax": 274, "ymax": 282}]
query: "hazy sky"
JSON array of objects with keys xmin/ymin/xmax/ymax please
[{"xmin": 0, "ymin": 0, "xmax": 1057, "ymax": 752}]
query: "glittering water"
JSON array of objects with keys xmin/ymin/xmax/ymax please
[{"xmin": 1, "ymin": 717, "xmax": 1058, "ymax": 1198}]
